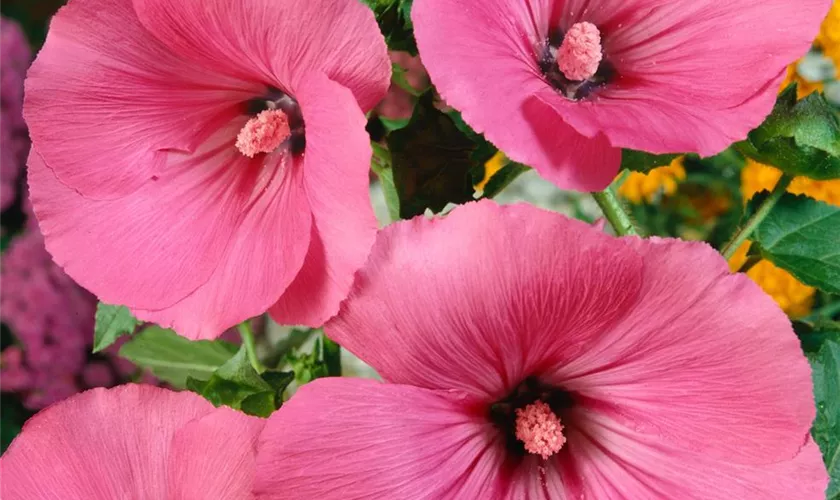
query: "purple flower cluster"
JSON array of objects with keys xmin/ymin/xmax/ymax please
[
  {"xmin": 1, "ymin": 18, "xmax": 30, "ymax": 212},
  {"xmin": 0, "ymin": 230, "xmax": 142, "ymax": 409},
  {"xmin": 1, "ymin": 17, "xmax": 148, "ymax": 409}
]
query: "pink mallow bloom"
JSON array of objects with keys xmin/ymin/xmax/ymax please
[
  {"xmin": 412, "ymin": 0, "xmax": 830, "ymax": 192},
  {"xmin": 24, "ymin": 0, "xmax": 391, "ymax": 339},
  {"xmin": 255, "ymin": 201, "xmax": 827, "ymax": 499},
  {"xmin": 0, "ymin": 384, "xmax": 264, "ymax": 499}
]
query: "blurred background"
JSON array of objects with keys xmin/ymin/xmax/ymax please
[
  {"xmin": 2, "ymin": 0, "xmax": 85, "ymax": 450},
  {"xmin": 2, "ymin": 1, "xmax": 839, "ymax": 452}
]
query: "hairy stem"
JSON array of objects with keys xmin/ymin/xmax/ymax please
[
  {"xmin": 592, "ymin": 185, "xmax": 639, "ymax": 237},
  {"xmin": 721, "ymin": 174, "xmax": 793, "ymax": 260}
]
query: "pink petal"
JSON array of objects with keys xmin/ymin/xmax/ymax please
[
  {"xmin": 166, "ymin": 407, "xmax": 265, "ymax": 499},
  {"xmin": 129, "ymin": 128, "xmax": 312, "ymax": 339},
  {"xmin": 542, "ymin": 0, "xmax": 828, "ymax": 156},
  {"xmin": 327, "ymin": 202, "xmax": 817, "ymax": 473},
  {"xmin": 132, "ymin": 0, "xmax": 390, "ymax": 111},
  {"xmin": 254, "ymin": 377, "xmax": 505, "ymax": 499},
  {"xmin": 413, "ymin": 0, "xmax": 616, "ymax": 191},
  {"xmin": 326, "ymin": 200, "xmax": 644, "ymax": 400},
  {"xmin": 606, "ymin": 0, "xmax": 828, "ymax": 109},
  {"xmin": 547, "ymin": 238, "xmax": 816, "ymax": 466},
  {"xmin": 555, "ymin": 412, "xmax": 828, "ymax": 499},
  {"xmin": 537, "ymin": 73, "xmax": 786, "ymax": 157},
  {"xmin": 269, "ymin": 75, "xmax": 377, "ymax": 327},
  {"xmin": 522, "ymin": 94, "xmax": 621, "ymax": 190},
  {"xmin": 0, "ymin": 385, "xmax": 213, "ymax": 499},
  {"xmin": 28, "ymin": 146, "xmax": 233, "ymax": 312},
  {"xmin": 30, "ymin": 120, "xmax": 312, "ymax": 339},
  {"xmin": 24, "ymin": 0, "xmax": 257, "ymax": 199},
  {"xmin": 551, "ymin": 0, "xmax": 674, "ymax": 29}
]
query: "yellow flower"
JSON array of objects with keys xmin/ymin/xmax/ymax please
[
  {"xmin": 476, "ymin": 151, "xmax": 507, "ymax": 191},
  {"xmin": 728, "ymin": 242, "xmax": 816, "ymax": 318},
  {"xmin": 780, "ymin": 65, "xmax": 824, "ymax": 99},
  {"xmin": 817, "ymin": 0, "xmax": 840, "ymax": 65},
  {"xmin": 618, "ymin": 157, "xmax": 686, "ymax": 204},
  {"xmin": 741, "ymin": 159, "xmax": 840, "ymax": 206}
]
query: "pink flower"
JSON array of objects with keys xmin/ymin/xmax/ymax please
[
  {"xmin": 255, "ymin": 201, "xmax": 827, "ymax": 498},
  {"xmin": 1, "ymin": 384, "xmax": 264, "ymax": 499},
  {"xmin": 25, "ymin": 0, "xmax": 391, "ymax": 339},
  {"xmin": 412, "ymin": 0, "xmax": 830, "ymax": 191}
]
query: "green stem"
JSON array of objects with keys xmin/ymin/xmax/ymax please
[
  {"xmin": 721, "ymin": 174, "xmax": 793, "ymax": 260},
  {"xmin": 612, "ymin": 169, "xmax": 631, "ymax": 189},
  {"xmin": 592, "ymin": 186, "xmax": 639, "ymax": 236},
  {"xmin": 736, "ymin": 254, "xmax": 762, "ymax": 274},
  {"xmin": 237, "ymin": 321, "xmax": 265, "ymax": 374},
  {"xmin": 322, "ymin": 336, "xmax": 342, "ymax": 377}
]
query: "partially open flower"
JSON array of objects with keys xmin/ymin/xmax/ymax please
[
  {"xmin": 25, "ymin": 0, "xmax": 390, "ymax": 339},
  {"xmin": 255, "ymin": 201, "xmax": 826, "ymax": 499},
  {"xmin": 413, "ymin": 0, "xmax": 830, "ymax": 191},
  {"xmin": 0, "ymin": 384, "xmax": 264, "ymax": 499}
]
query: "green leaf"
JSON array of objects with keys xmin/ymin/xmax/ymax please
[
  {"xmin": 397, "ymin": 0, "xmax": 413, "ymax": 21},
  {"xmin": 387, "ymin": 93, "xmax": 477, "ymax": 218},
  {"xmin": 445, "ymin": 110, "xmax": 499, "ymax": 188},
  {"xmin": 323, "ymin": 336, "xmax": 342, "ymax": 377},
  {"xmin": 481, "ymin": 163, "xmax": 530, "ymax": 199},
  {"xmin": 469, "ymin": 142, "xmax": 500, "ymax": 185},
  {"xmin": 0, "ymin": 232, "xmax": 11, "ymax": 253},
  {"xmin": 266, "ymin": 328, "xmax": 319, "ymax": 368},
  {"xmin": 371, "ymin": 142, "xmax": 401, "ymax": 221},
  {"xmin": 742, "ymin": 84, "xmax": 840, "ymax": 180},
  {"xmin": 1, "ymin": 394, "xmax": 29, "ymax": 453},
  {"xmin": 620, "ymin": 150, "xmax": 680, "ymax": 173},
  {"xmin": 751, "ymin": 194, "xmax": 840, "ymax": 294},
  {"xmin": 286, "ymin": 337, "xmax": 329, "ymax": 385},
  {"xmin": 187, "ymin": 346, "xmax": 294, "ymax": 417},
  {"xmin": 379, "ymin": 116, "xmax": 411, "ymax": 133},
  {"xmin": 807, "ymin": 336, "xmax": 840, "ymax": 498},
  {"xmin": 93, "ymin": 303, "xmax": 140, "ymax": 353},
  {"xmin": 445, "ymin": 110, "xmax": 529, "ymax": 198},
  {"xmin": 391, "ymin": 62, "xmax": 425, "ymax": 97},
  {"xmin": 447, "ymin": 110, "xmax": 483, "ymax": 143},
  {"xmin": 118, "ymin": 326, "xmax": 237, "ymax": 387},
  {"xmin": 362, "ymin": 0, "xmax": 416, "ymax": 54},
  {"xmin": 795, "ymin": 321, "xmax": 840, "ymax": 355}
]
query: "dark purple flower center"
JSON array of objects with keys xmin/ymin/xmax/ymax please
[
  {"xmin": 489, "ymin": 377, "xmax": 575, "ymax": 459},
  {"xmin": 538, "ymin": 25, "xmax": 616, "ymax": 101},
  {"xmin": 246, "ymin": 88, "xmax": 306, "ymax": 155}
]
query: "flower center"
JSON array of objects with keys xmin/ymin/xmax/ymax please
[
  {"xmin": 243, "ymin": 87, "xmax": 305, "ymax": 156},
  {"xmin": 515, "ymin": 401, "xmax": 566, "ymax": 459},
  {"xmin": 556, "ymin": 22, "xmax": 603, "ymax": 81},
  {"xmin": 488, "ymin": 377, "xmax": 574, "ymax": 460},
  {"xmin": 537, "ymin": 23, "xmax": 615, "ymax": 100},
  {"xmin": 236, "ymin": 109, "xmax": 291, "ymax": 158}
]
